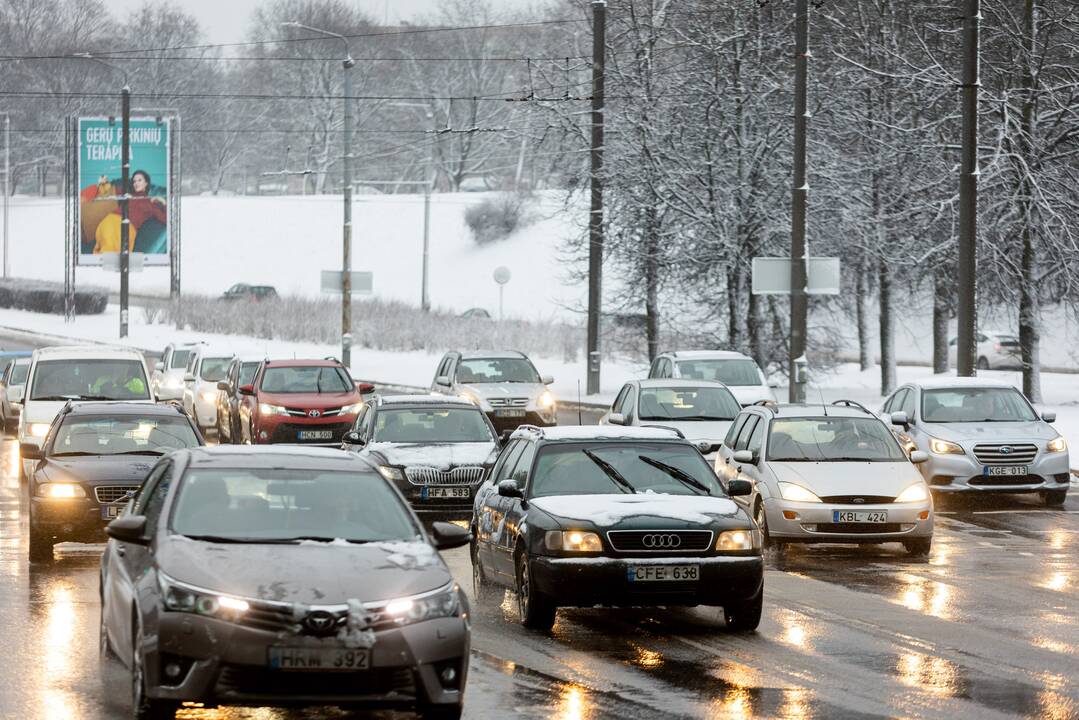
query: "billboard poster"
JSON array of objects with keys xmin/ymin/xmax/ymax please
[{"xmin": 77, "ymin": 117, "xmax": 171, "ymax": 266}]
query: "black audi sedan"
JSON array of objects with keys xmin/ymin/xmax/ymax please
[
  {"xmin": 21, "ymin": 401, "xmax": 204, "ymax": 561},
  {"xmin": 100, "ymin": 446, "xmax": 471, "ymax": 720},
  {"xmin": 342, "ymin": 395, "xmax": 500, "ymax": 521},
  {"xmin": 471, "ymin": 425, "xmax": 763, "ymax": 632}
]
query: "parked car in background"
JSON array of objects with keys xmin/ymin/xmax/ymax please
[
  {"xmin": 471, "ymin": 425, "xmax": 763, "ymax": 632},
  {"xmin": 947, "ymin": 330, "xmax": 1022, "ymax": 370},
  {"xmin": 215, "ymin": 355, "xmax": 264, "ymax": 443},
  {"xmin": 1, "ymin": 356, "xmax": 31, "ymax": 433},
  {"xmin": 19, "ymin": 346, "xmax": 152, "ymax": 481},
  {"xmin": 22, "ymin": 402, "xmax": 203, "ymax": 561},
  {"xmin": 99, "ymin": 446, "xmax": 471, "ymax": 719},
  {"xmin": 221, "ymin": 283, "xmax": 278, "ymax": 302},
  {"xmin": 460, "ymin": 307, "xmax": 491, "ymax": 320},
  {"xmin": 882, "ymin": 378, "xmax": 1069, "ymax": 505},
  {"xmin": 599, "ymin": 379, "xmax": 741, "ymax": 463},
  {"xmin": 716, "ymin": 402, "xmax": 934, "ymax": 555},
  {"xmin": 151, "ymin": 342, "xmax": 202, "ymax": 402},
  {"xmin": 181, "ymin": 347, "xmax": 236, "ymax": 435},
  {"xmin": 343, "ymin": 395, "xmax": 500, "ymax": 521},
  {"xmin": 648, "ymin": 350, "xmax": 776, "ymax": 406},
  {"xmin": 430, "ymin": 350, "xmax": 556, "ymax": 434},
  {"xmin": 243, "ymin": 358, "xmax": 372, "ymax": 445}
]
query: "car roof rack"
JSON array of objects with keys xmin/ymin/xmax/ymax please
[
  {"xmin": 751, "ymin": 399, "xmax": 778, "ymax": 414},
  {"xmin": 832, "ymin": 399, "xmax": 873, "ymax": 415},
  {"xmin": 643, "ymin": 424, "xmax": 686, "ymax": 439}
]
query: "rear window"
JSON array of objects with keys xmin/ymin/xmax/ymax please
[
  {"xmin": 260, "ymin": 366, "xmax": 352, "ymax": 393},
  {"xmin": 169, "ymin": 350, "xmax": 192, "ymax": 370},
  {"xmin": 30, "ymin": 358, "xmax": 149, "ymax": 401},
  {"xmin": 10, "ymin": 363, "xmax": 29, "ymax": 384},
  {"xmin": 676, "ymin": 359, "xmax": 762, "ymax": 386}
]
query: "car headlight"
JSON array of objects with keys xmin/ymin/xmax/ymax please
[
  {"xmin": 544, "ymin": 530, "xmax": 603, "ymax": 552},
  {"xmin": 1047, "ymin": 437, "xmax": 1067, "ymax": 453},
  {"xmin": 164, "ymin": 376, "xmax": 184, "ymax": 389},
  {"xmin": 537, "ymin": 391, "xmax": 556, "ymax": 410},
  {"xmin": 259, "ymin": 403, "xmax": 287, "ymax": 416},
  {"xmin": 37, "ymin": 482, "xmax": 86, "ymax": 499},
  {"xmin": 29, "ymin": 423, "xmax": 50, "ymax": 438},
  {"xmin": 928, "ymin": 437, "xmax": 964, "ymax": 455},
  {"xmin": 380, "ymin": 583, "xmax": 461, "ymax": 625},
  {"xmin": 778, "ymin": 482, "xmax": 822, "ymax": 503},
  {"xmin": 377, "ymin": 465, "xmax": 405, "ymax": 481},
  {"xmin": 340, "ymin": 402, "xmax": 364, "ymax": 416},
  {"xmin": 716, "ymin": 529, "xmax": 759, "ymax": 552},
  {"xmin": 159, "ymin": 573, "xmax": 250, "ymax": 618},
  {"xmin": 895, "ymin": 483, "xmax": 930, "ymax": 503},
  {"xmin": 200, "ymin": 390, "xmax": 218, "ymax": 403}
]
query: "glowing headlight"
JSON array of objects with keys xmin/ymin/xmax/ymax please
[
  {"xmin": 895, "ymin": 483, "xmax": 930, "ymax": 503},
  {"xmin": 200, "ymin": 390, "xmax": 218, "ymax": 403},
  {"xmin": 259, "ymin": 403, "xmax": 286, "ymax": 417},
  {"xmin": 778, "ymin": 482, "xmax": 822, "ymax": 503},
  {"xmin": 159, "ymin": 573, "xmax": 249, "ymax": 617},
  {"xmin": 716, "ymin": 529, "xmax": 759, "ymax": 552},
  {"xmin": 378, "ymin": 465, "xmax": 405, "ymax": 481},
  {"xmin": 340, "ymin": 402, "xmax": 364, "ymax": 416},
  {"xmin": 538, "ymin": 391, "xmax": 556, "ymax": 410},
  {"xmin": 37, "ymin": 483, "xmax": 86, "ymax": 499},
  {"xmin": 1047, "ymin": 437, "xmax": 1067, "ymax": 453},
  {"xmin": 928, "ymin": 437, "xmax": 964, "ymax": 455},
  {"xmin": 380, "ymin": 584, "xmax": 461, "ymax": 625},
  {"xmin": 29, "ymin": 423, "xmax": 50, "ymax": 438},
  {"xmin": 544, "ymin": 530, "xmax": 603, "ymax": 552},
  {"xmin": 164, "ymin": 376, "xmax": 184, "ymax": 389}
]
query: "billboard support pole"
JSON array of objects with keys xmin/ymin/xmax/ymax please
[
  {"xmin": 64, "ymin": 117, "xmax": 73, "ymax": 321},
  {"xmin": 119, "ymin": 85, "xmax": 131, "ymax": 339},
  {"xmin": 170, "ymin": 114, "xmax": 181, "ymax": 305}
]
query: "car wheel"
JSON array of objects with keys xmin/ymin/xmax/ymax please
[
  {"xmin": 753, "ymin": 500, "xmax": 771, "ymax": 547},
  {"xmin": 417, "ymin": 703, "xmax": 464, "ymax": 720},
  {"xmin": 1043, "ymin": 490, "xmax": 1067, "ymax": 507},
  {"xmin": 903, "ymin": 537, "xmax": 932, "ymax": 557},
  {"xmin": 132, "ymin": 619, "xmax": 178, "ymax": 720},
  {"xmin": 724, "ymin": 589, "xmax": 763, "ymax": 633},
  {"xmin": 976, "ymin": 356, "xmax": 990, "ymax": 370},
  {"xmin": 515, "ymin": 551, "xmax": 556, "ymax": 631},
  {"xmin": 471, "ymin": 539, "xmax": 493, "ymax": 603}
]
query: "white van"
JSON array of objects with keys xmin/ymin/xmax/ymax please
[{"xmin": 19, "ymin": 346, "xmax": 152, "ymax": 478}]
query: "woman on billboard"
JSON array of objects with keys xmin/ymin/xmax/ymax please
[{"xmin": 83, "ymin": 170, "xmax": 167, "ymax": 254}]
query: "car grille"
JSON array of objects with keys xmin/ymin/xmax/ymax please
[
  {"xmin": 404, "ymin": 466, "xmax": 485, "ymax": 486},
  {"xmin": 972, "ymin": 443, "xmax": 1038, "ymax": 465},
  {"xmin": 284, "ymin": 406, "xmax": 343, "ymax": 418},
  {"xmin": 606, "ymin": 530, "xmax": 714, "ymax": 553},
  {"xmin": 810, "ymin": 523, "xmax": 905, "ymax": 534},
  {"xmin": 269, "ymin": 423, "xmax": 351, "ymax": 444},
  {"xmin": 968, "ymin": 474, "xmax": 1043, "ymax": 487},
  {"xmin": 819, "ymin": 495, "xmax": 895, "ymax": 504},
  {"xmin": 215, "ymin": 665, "xmax": 415, "ymax": 699},
  {"xmin": 487, "ymin": 397, "xmax": 528, "ymax": 408},
  {"xmin": 94, "ymin": 485, "xmax": 137, "ymax": 504}
]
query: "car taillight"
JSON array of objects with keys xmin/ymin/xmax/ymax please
[{"xmin": 994, "ymin": 342, "xmax": 1001, "ymax": 351}]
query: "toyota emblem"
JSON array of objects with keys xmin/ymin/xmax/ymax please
[
  {"xmin": 309, "ymin": 409, "xmax": 321, "ymax": 418},
  {"xmin": 641, "ymin": 533, "xmax": 682, "ymax": 549},
  {"xmin": 303, "ymin": 610, "xmax": 338, "ymax": 636},
  {"xmin": 999, "ymin": 446, "xmax": 1013, "ymax": 454}
]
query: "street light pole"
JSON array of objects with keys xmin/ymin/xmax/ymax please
[
  {"xmin": 586, "ymin": 0, "xmax": 606, "ymax": 396},
  {"xmin": 3, "ymin": 113, "xmax": 10, "ymax": 279},
  {"xmin": 788, "ymin": 0, "xmax": 810, "ymax": 403}
]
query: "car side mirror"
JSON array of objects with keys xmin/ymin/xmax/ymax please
[
  {"xmin": 541, "ymin": 375, "xmax": 554, "ymax": 385},
  {"xmin": 216, "ymin": 381, "xmax": 230, "ymax": 392},
  {"xmin": 184, "ymin": 373, "xmax": 195, "ymax": 383},
  {"xmin": 607, "ymin": 412, "xmax": 626, "ymax": 426},
  {"xmin": 436, "ymin": 375, "xmax": 450, "ymax": 386},
  {"xmin": 497, "ymin": 479, "xmax": 523, "ymax": 499},
  {"xmin": 1042, "ymin": 411, "xmax": 1056, "ymax": 423},
  {"xmin": 356, "ymin": 382, "xmax": 375, "ymax": 394},
  {"xmin": 732, "ymin": 450, "xmax": 755, "ymax": 464},
  {"xmin": 697, "ymin": 441, "xmax": 721, "ymax": 455},
  {"xmin": 727, "ymin": 479, "xmax": 752, "ymax": 497},
  {"xmin": 238, "ymin": 384, "xmax": 254, "ymax": 396},
  {"xmin": 19, "ymin": 442, "xmax": 41, "ymax": 460},
  {"xmin": 154, "ymin": 361, "xmax": 164, "ymax": 373},
  {"xmin": 890, "ymin": 411, "xmax": 909, "ymax": 427},
  {"xmin": 768, "ymin": 381, "xmax": 780, "ymax": 389},
  {"xmin": 429, "ymin": 521, "xmax": 471, "ymax": 551},
  {"xmin": 105, "ymin": 515, "xmax": 150, "ymax": 545},
  {"xmin": 910, "ymin": 450, "xmax": 929, "ymax": 464},
  {"xmin": 342, "ymin": 431, "xmax": 365, "ymax": 447}
]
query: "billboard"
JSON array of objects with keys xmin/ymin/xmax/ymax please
[{"xmin": 77, "ymin": 117, "xmax": 171, "ymax": 266}]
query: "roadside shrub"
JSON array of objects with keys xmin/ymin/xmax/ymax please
[
  {"xmin": 464, "ymin": 193, "xmax": 533, "ymax": 245},
  {"xmin": 0, "ymin": 278, "xmax": 108, "ymax": 315}
]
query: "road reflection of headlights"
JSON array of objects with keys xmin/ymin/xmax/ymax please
[
  {"xmin": 716, "ymin": 529, "xmax": 759, "ymax": 551},
  {"xmin": 778, "ymin": 482, "xmax": 822, "ymax": 503},
  {"xmin": 259, "ymin": 403, "xmax": 286, "ymax": 416},
  {"xmin": 545, "ymin": 530, "xmax": 603, "ymax": 552},
  {"xmin": 538, "ymin": 391, "xmax": 556, "ymax": 410},
  {"xmin": 895, "ymin": 483, "xmax": 930, "ymax": 503},
  {"xmin": 928, "ymin": 437, "xmax": 964, "ymax": 455},
  {"xmin": 378, "ymin": 465, "xmax": 405, "ymax": 481},
  {"xmin": 29, "ymin": 423, "xmax": 50, "ymax": 438},
  {"xmin": 1047, "ymin": 437, "xmax": 1067, "ymax": 453},
  {"xmin": 159, "ymin": 573, "xmax": 250, "ymax": 617},
  {"xmin": 382, "ymin": 584, "xmax": 460, "ymax": 625},
  {"xmin": 37, "ymin": 483, "xmax": 86, "ymax": 499}
]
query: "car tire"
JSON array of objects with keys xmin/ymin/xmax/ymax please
[
  {"xmin": 724, "ymin": 589, "xmax": 763, "ymax": 633},
  {"xmin": 976, "ymin": 356, "xmax": 990, "ymax": 370},
  {"xmin": 903, "ymin": 537, "xmax": 932, "ymax": 556},
  {"xmin": 132, "ymin": 619, "xmax": 179, "ymax": 720},
  {"xmin": 515, "ymin": 551, "xmax": 556, "ymax": 631},
  {"xmin": 417, "ymin": 703, "xmax": 464, "ymax": 720},
  {"xmin": 471, "ymin": 539, "xmax": 493, "ymax": 603},
  {"xmin": 753, "ymin": 500, "xmax": 771, "ymax": 547},
  {"xmin": 1043, "ymin": 490, "xmax": 1067, "ymax": 507}
]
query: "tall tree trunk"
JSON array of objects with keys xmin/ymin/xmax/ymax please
[
  {"xmin": 644, "ymin": 206, "xmax": 661, "ymax": 363},
  {"xmin": 879, "ymin": 259, "xmax": 896, "ymax": 394},
  {"xmin": 856, "ymin": 254, "xmax": 871, "ymax": 371},
  {"xmin": 748, "ymin": 290, "xmax": 765, "ymax": 369},
  {"xmin": 933, "ymin": 266, "xmax": 951, "ymax": 373},
  {"xmin": 1018, "ymin": 0, "xmax": 1041, "ymax": 401},
  {"xmin": 727, "ymin": 267, "xmax": 743, "ymax": 350}
]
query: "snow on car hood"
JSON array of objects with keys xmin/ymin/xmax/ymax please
[
  {"xmin": 768, "ymin": 461, "xmax": 924, "ymax": 498},
  {"xmin": 465, "ymin": 382, "xmax": 544, "ymax": 400},
  {"xmin": 530, "ymin": 493, "xmax": 740, "ymax": 526},
  {"xmin": 366, "ymin": 442, "xmax": 497, "ymax": 470},
  {"xmin": 157, "ymin": 537, "xmax": 450, "ymax": 605},
  {"xmin": 42, "ymin": 456, "xmax": 156, "ymax": 485},
  {"xmin": 925, "ymin": 421, "xmax": 1057, "ymax": 443},
  {"xmin": 638, "ymin": 419, "xmax": 732, "ymax": 444}
]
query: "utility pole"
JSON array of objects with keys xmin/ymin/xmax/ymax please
[
  {"xmin": 586, "ymin": 0, "xmax": 606, "ymax": 396},
  {"xmin": 956, "ymin": 0, "xmax": 980, "ymax": 377},
  {"xmin": 788, "ymin": 0, "xmax": 810, "ymax": 403},
  {"xmin": 119, "ymin": 84, "xmax": 131, "ymax": 338},
  {"xmin": 3, "ymin": 113, "xmax": 9, "ymax": 279}
]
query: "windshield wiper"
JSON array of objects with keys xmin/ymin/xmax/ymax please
[
  {"xmin": 50, "ymin": 451, "xmax": 98, "ymax": 457},
  {"xmin": 31, "ymin": 394, "xmax": 113, "ymax": 402},
  {"xmin": 113, "ymin": 449, "xmax": 166, "ymax": 456},
  {"xmin": 181, "ymin": 534, "xmax": 264, "ymax": 543},
  {"xmin": 276, "ymin": 536, "xmax": 373, "ymax": 544},
  {"xmin": 637, "ymin": 455, "xmax": 711, "ymax": 495},
  {"xmin": 582, "ymin": 449, "xmax": 636, "ymax": 494}
]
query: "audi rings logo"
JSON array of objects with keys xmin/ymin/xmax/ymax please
[
  {"xmin": 303, "ymin": 610, "xmax": 338, "ymax": 636},
  {"xmin": 641, "ymin": 533, "xmax": 682, "ymax": 549},
  {"xmin": 309, "ymin": 409, "xmax": 322, "ymax": 418}
]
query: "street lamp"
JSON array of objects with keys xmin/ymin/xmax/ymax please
[{"xmin": 281, "ymin": 21, "xmax": 356, "ymax": 367}]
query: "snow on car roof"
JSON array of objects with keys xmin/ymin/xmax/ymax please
[
  {"xmin": 33, "ymin": 345, "xmax": 145, "ymax": 359},
  {"xmin": 516, "ymin": 425, "xmax": 683, "ymax": 442},
  {"xmin": 669, "ymin": 350, "xmax": 751, "ymax": 360},
  {"xmin": 765, "ymin": 404, "xmax": 878, "ymax": 418},
  {"xmin": 378, "ymin": 394, "xmax": 476, "ymax": 406},
  {"xmin": 910, "ymin": 376, "xmax": 1019, "ymax": 390},
  {"xmin": 459, "ymin": 350, "xmax": 528, "ymax": 360},
  {"xmin": 636, "ymin": 378, "xmax": 731, "ymax": 389}
]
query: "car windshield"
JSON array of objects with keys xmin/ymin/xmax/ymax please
[
  {"xmin": 238, "ymin": 362, "xmax": 260, "ymax": 386},
  {"xmin": 170, "ymin": 469, "xmax": 420, "ymax": 542},
  {"xmin": 29, "ymin": 359, "xmax": 150, "ymax": 401},
  {"xmin": 922, "ymin": 387, "xmax": 1037, "ymax": 423},
  {"xmin": 638, "ymin": 386, "xmax": 740, "ymax": 421},
  {"xmin": 530, "ymin": 442, "xmax": 724, "ymax": 498},
  {"xmin": 374, "ymin": 408, "xmax": 493, "ymax": 443},
  {"xmin": 260, "ymin": 366, "xmax": 352, "ymax": 393},
  {"xmin": 676, "ymin": 359, "xmax": 762, "ymax": 386},
  {"xmin": 10, "ymin": 363, "xmax": 29, "ymax": 385},
  {"xmin": 200, "ymin": 358, "xmax": 231, "ymax": 382},
  {"xmin": 457, "ymin": 358, "xmax": 540, "ymax": 384},
  {"xmin": 51, "ymin": 416, "xmax": 200, "ymax": 456},
  {"xmin": 767, "ymin": 417, "xmax": 906, "ymax": 462},
  {"xmin": 169, "ymin": 350, "xmax": 192, "ymax": 370}
]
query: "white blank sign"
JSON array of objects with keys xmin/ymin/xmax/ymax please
[
  {"xmin": 321, "ymin": 271, "xmax": 373, "ymax": 294},
  {"xmin": 751, "ymin": 257, "xmax": 840, "ymax": 295}
]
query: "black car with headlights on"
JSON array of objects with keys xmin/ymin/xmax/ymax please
[
  {"xmin": 471, "ymin": 425, "xmax": 763, "ymax": 633},
  {"xmin": 21, "ymin": 401, "xmax": 204, "ymax": 562},
  {"xmin": 100, "ymin": 446, "xmax": 472, "ymax": 720},
  {"xmin": 342, "ymin": 395, "xmax": 500, "ymax": 521}
]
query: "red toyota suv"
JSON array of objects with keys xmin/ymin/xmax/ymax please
[{"xmin": 241, "ymin": 358, "xmax": 373, "ymax": 444}]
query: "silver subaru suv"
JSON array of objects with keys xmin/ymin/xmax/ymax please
[{"xmin": 882, "ymin": 378, "xmax": 1069, "ymax": 505}]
